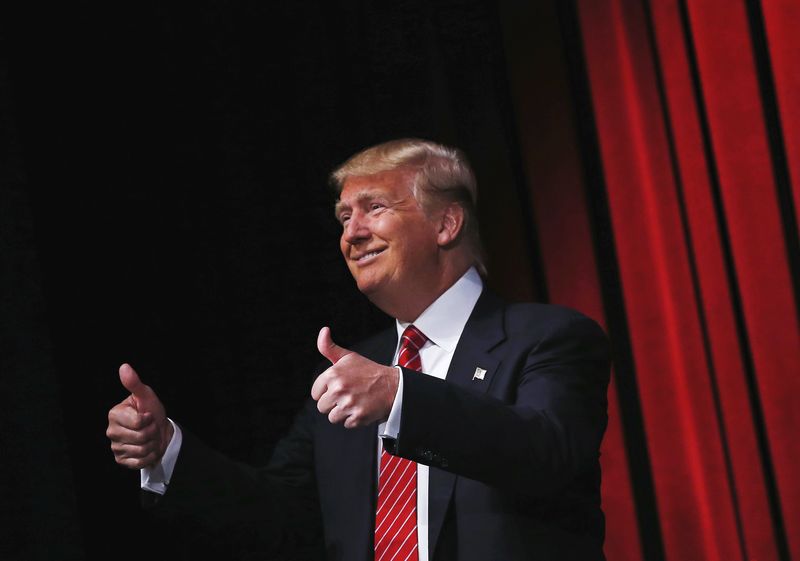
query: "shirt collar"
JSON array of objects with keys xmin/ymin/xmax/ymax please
[{"xmin": 395, "ymin": 266, "xmax": 484, "ymax": 353}]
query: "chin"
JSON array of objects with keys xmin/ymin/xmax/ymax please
[
  {"xmin": 356, "ymin": 280, "xmax": 380, "ymax": 297},
  {"xmin": 355, "ymin": 276, "xmax": 389, "ymax": 300}
]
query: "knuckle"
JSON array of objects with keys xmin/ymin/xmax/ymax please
[
  {"xmin": 143, "ymin": 417, "xmax": 158, "ymax": 431},
  {"xmin": 133, "ymin": 432, "xmax": 151, "ymax": 445}
]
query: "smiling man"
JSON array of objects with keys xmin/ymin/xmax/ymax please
[
  {"xmin": 107, "ymin": 139, "xmax": 611, "ymax": 561},
  {"xmin": 333, "ymin": 162, "xmax": 475, "ymax": 322}
]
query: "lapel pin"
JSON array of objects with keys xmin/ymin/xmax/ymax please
[{"xmin": 472, "ymin": 367, "xmax": 487, "ymax": 381}]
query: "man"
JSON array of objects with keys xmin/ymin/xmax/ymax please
[{"xmin": 107, "ymin": 138, "xmax": 611, "ymax": 560}]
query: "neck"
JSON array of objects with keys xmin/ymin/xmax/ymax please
[{"xmin": 373, "ymin": 258, "xmax": 473, "ymax": 322}]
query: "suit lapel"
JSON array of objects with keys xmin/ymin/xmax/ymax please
[
  {"xmin": 443, "ymin": 290, "xmax": 506, "ymax": 393},
  {"xmin": 427, "ymin": 290, "xmax": 506, "ymax": 557},
  {"xmin": 335, "ymin": 297, "xmax": 507, "ymax": 559}
]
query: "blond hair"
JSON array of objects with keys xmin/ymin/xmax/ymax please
[{"xmin": 330, "ymin": 138, "xmax": 486, "ymax": 276}]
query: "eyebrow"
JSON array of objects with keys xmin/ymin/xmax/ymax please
[
  {"xmin": 334, "ymin": 199, "xmax": 349, "ymax": 219},
  {"xmin": 334, "ymin": 189, "xmax": 389, "ymax": 218}
]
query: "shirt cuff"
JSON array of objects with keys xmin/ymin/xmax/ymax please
[
  {"xmin": 140, "ymin": 418, "xmax": 182, "ymax": 495},
  {"xmin": 379, "ymin": 367, "xmax": 404, "ymax": 440}
]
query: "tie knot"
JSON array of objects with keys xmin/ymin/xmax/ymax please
[
  {"xmin": 401, "ymin": 324, "xmax": 427, "ymax": 353},
  {"xmin": 398, "ymin": 325, "xmax": 427, "ymax": 370}
]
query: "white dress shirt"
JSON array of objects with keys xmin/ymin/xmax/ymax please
[
  {"xmin": 142, "ymin": 266, "xmax": 484, "ymax": 561},
  {"xmin": 379, "ymin": 266, "xmax": 483, "ymax": 561}
]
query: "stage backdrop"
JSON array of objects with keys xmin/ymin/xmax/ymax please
[
  {"xmin": 2, "ymin": 1, "xmax": 798, "ymax": 560},
  {"xmin": 500, "ymin": 1, "xmax": 800, "ymax": 561}
]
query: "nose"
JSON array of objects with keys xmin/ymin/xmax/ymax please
[{"xmin": 342, "ymin": 211, "xmax": 370, "ymax": 245}]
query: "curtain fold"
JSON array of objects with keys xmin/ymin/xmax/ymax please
[{"xmin": 560, "ymin": 0, "xmax": 800, "ymax": 560}]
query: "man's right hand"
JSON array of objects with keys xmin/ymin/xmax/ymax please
[{"xmin": 107, "ymin": 363, "xmax": 173, "ymax": 469}]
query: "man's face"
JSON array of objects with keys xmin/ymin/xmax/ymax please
[{"xmin": 336, "ymin": 169, "xmax": 443, "ymax": 308}]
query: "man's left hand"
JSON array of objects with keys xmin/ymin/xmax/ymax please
[{"xmin": 312, "ymin": 327, "xmax": 400, "ymax": 428}]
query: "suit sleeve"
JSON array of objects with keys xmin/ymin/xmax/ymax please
[
  {"xmin": 388, "ymin": 312, "xmax": 610, "ymax": 498},
  {"xmin": 145, "ymin": 398, "xmax": 324, "ymax": 559}
]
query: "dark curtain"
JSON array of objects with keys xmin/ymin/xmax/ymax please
[
  {"xmin": 1, "ymin": 1, "xmax": 539, "ymax": 560},
  {"xmin": 3, "ymin": 1, "xmax": 798, "ymax": 560},
  {"xmin": 1, "ymin": 55, "xmax": 85, "ymax": 561}
]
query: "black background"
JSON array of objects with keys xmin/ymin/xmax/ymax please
[{"xmin": 1, "ymin": 1, "xmax": 555, "ymax": 559}]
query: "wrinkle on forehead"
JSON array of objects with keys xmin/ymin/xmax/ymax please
[
  {"xmin": 334, "ymin": 186, "xmax": 418, "ymax": 218},
  {"xmin": 334, "ymin": 189, "xmax": 379, "ymax": 218},
  {"xmin": 334, "ymin": 168, "xmax": 421, "ymax": 217}
]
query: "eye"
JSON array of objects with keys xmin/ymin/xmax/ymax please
[
  {"xmin": 370, "ymin": 202, "xmax": 385, "ymax": 212},
  {"xmin": 338, "ymin": 213, "xmax": 351, "ymax": 225}
]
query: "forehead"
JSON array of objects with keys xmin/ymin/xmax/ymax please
[{"xmin": 338, "ymin": 168, "xmax": 418, "ymax": 204}]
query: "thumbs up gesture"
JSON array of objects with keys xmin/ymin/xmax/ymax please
[
  {"xmin": 311, "ymin": 327, "xmax": 400, "ymax": 429},
  {"xmin": 106, "ymin": 363, "xmax": 173, "ymax": 469}
]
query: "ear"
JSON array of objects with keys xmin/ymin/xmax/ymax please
[{"xmin": 436, "ymin": 203, "xmax": 465, "ymax": 247}]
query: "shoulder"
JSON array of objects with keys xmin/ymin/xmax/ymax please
[
  {"xmin": 504, "ymin": 301, "xmax": 602, "ymax": 331},
  {"xmin": 500, "ymin": 301, "xmax": 608, "ymax": 352},
  {"xmin": 494, "ymin": 303, "xmax": 611, "ymax": 368}
]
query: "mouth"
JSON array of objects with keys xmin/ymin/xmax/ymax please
[{"xmin": 352, "ymin": 248, "xmax": 386, "ymax": 264}]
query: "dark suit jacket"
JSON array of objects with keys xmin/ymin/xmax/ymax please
[{"xmin": 152, "ymin": 290, "xmax": 611, "ymax": 560}]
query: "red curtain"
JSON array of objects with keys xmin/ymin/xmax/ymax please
[{"xmin": 505, "ymin": 1, "xmax": 800, "ymax": 560}]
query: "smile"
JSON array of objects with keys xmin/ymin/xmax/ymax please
[{"xmin": 354, "ymin": 248, "xmax": 385, "ymax": 264}]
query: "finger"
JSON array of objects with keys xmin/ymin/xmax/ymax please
[
  {"xmin": 341, "ymin": 403, "xmax": 364, "ymax": 428},
  {"xmin": 119, "ymin": 363, "xmax": 151, "ymax": 403},
  {"xmin": 106, "ymin": 421, "xmax": 158, "ymax": 445},
  {"xmin": 311, "ymin": 371, "xmax": 329, "ymax": 401},
  {"xmin": 116, "ymin": 451, "xmax": 159, "ymax": 470},
  {"xmin": 111, "ymin": 441, "xmax": 156, "ymax": 459},
  {"xmin": 317, "ymin": 327, "xmax": 351, "ymax": 365},
  {"xmin": 108, "ymin": 403, "xmax": 155, "ymax": 431},
  {"xmin": 316, "ymin": 390, "xmax": 338, "ymax": 415},
  {"xmin": 328, "ymin": 404, "xmax": 349, "ymax": 425}
]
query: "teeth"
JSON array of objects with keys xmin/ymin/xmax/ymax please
[{"xmin": 358, "ymin": 250, "xmax": 382, "ymax": 261}]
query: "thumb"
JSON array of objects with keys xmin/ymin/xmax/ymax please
[
  {"xmin": 317, "ymin": 327, "xmax": 351, "ymax": 364},
  {"xmin": 119, "ymin": 363, "xmax": 150, "ymax": 403}
]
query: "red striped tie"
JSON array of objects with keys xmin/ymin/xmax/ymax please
[{"xmin": 374, "ymin": 325, "xmax": 427, "ymax": 561}]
